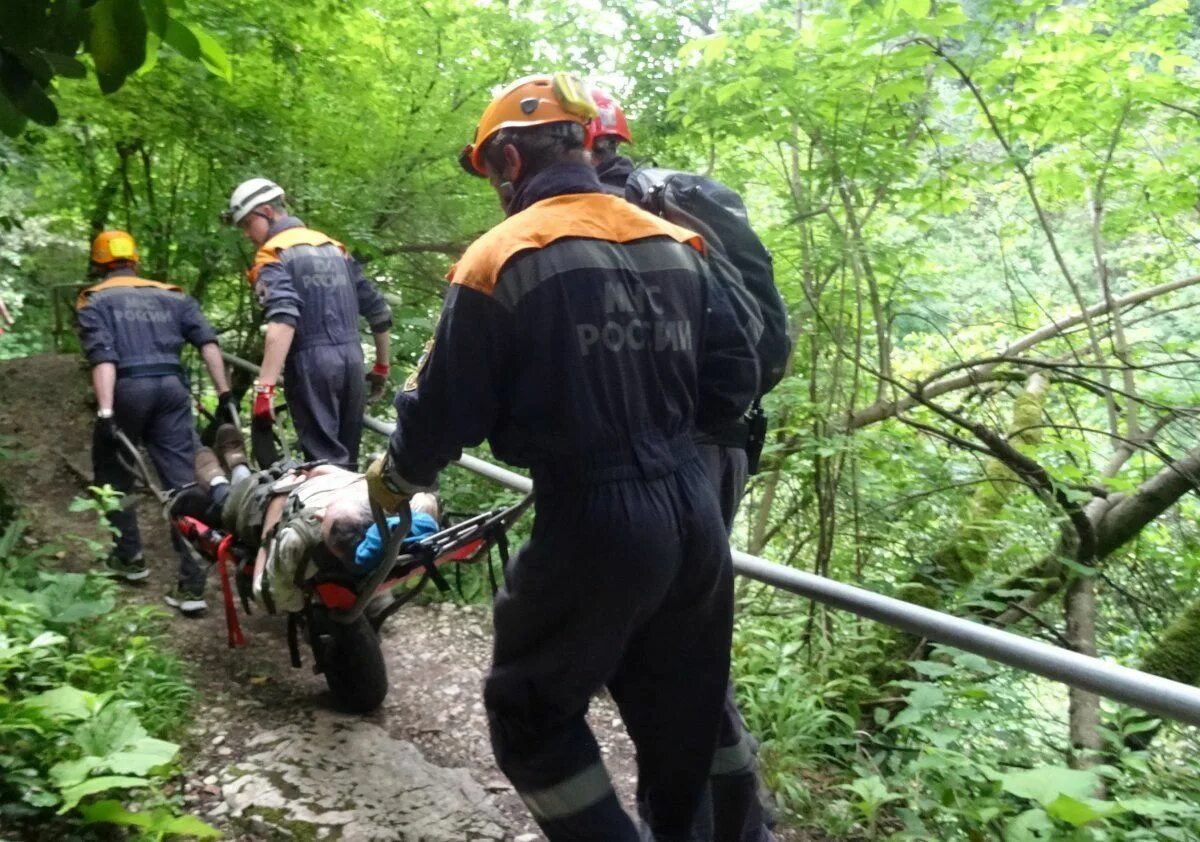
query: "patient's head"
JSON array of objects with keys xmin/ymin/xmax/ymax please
[
  {"xmin": 321, "ymin": 489, "xmax": 440, "ymax": 563},
  {"xmin": 322, "ymin": 496, "xmax": 374, "ymax": 562},
  {"xmin": 410, "ymin": 492, "xmax": 439, "ymax": 522}
]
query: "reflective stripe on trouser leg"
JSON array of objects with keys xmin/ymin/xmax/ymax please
[
  {"xmin": 518, "ymin": 761, "xmax": 615, "ymax": 822},
  {"xmin": 711, "ymin": 730, "xmax": 755, "ymax": 776}
]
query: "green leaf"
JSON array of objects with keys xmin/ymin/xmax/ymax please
[
  {"xmin": 702, "ymin": 33, "xmax": 729, "ymax": 64},
  {"xmin": 1045, "ymin": 793, "xmax": 1123, "ymax": 827},
  {"xmin": 142, "ymin": 0, "xmax": 168, "ymax": 35},
  {"xmin": 1004, "ymin": 807, "xmax": 1055, "ymax": 842},
  {"xmin": 23, "ymin": 686, "xmax": 105, "ymax": 720},
  {"xmin": 0, "ymin": 89, "xmax": 28, "ymax": 137},
  {"xmin": 897, "ymin": 0, "xmax": 931, "ymax": 18},
  {"xmin": 1117, "ymin": 796, "xmax": 1197, "ymax": 818},
  {"xmin": 80, "ymin": 799, "xmax": 152, "ymax": 827},
  {"xmin": 908, "ymin": 683, "xmax": 944, "ymax": 710},
  {"xmin": 29, "ymin": 630, "xmax": 66, "ymax": 648},
  {"xmin": 138, "ymin": 31, "xmax": 160, "ymax": 75},
  {"xmin": 86, "ymin": 0, "xmax": 148, "ymax": 94},
  {"xmin": 908, "ymin": 660, "xmax": 955, "ymax": 678},
  {"xmin": 193, "ymin": 27, "xmax": 231, "ymax": 82},
  {"xmin": 73, "ymin": 702, "xmax": 147, "ymax": 757},
  {"xmin": 1145, "ymin": 0, "xmax": 1187, "ymax": 15},
  {"xmin": 161, "ymin": 814, "xmax": 223, "ymax": 837},
  {"xmin": 23, "ymin": 788, "xmax": 60, "ymax": 808},
  {"xmin": 0, "ymin": 59, "xmax": 58, "ymax": 126},
  {"xmin": 105, "ymin": 736, "xmax": 179, "ymax": 775},
  {"xmin": 51, "ymin": 756, "xmax": 102, "ymax": 789},
  {"xmin": 1057, "ymin": 556, "xmax": 1097, "ymax": 577},
  {"xmin": 1000, "ymin": 766, "xmax": 1100, "ymax": 806},
  {"xmin": 57, "ymin": 775, "xmax": 150, "ymax": 812},
  {"xmin": 161, "ymin": 19, "xmax": 200, "ymax": 61}
]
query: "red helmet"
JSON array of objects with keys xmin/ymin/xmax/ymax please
[{"xmin": 585, "ymin": 86, "xmax": 632, "ymax": 147}]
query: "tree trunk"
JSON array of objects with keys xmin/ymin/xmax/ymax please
[
  {"xmin": 1065, "ymin": 574, "xmax": 1103, "ymax": 779},
  {"xmin": 862, "ymin": 446, "xmax": 1200, "ymax": 699},
  {"xmin": 1124, "ymin": 596, "xmax": 1200, "ymax": 749},
  {"xmin": 859, "ymin": 374, "xmax": 1049, "ymax": 685}
]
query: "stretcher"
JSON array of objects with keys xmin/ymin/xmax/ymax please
[{"xmin": 112, "ymin": 430, "xmax": 532, "ymax": 713}]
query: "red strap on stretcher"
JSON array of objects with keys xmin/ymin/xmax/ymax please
[{"xmin": 216, "ymin": 536, "xmax": 246, "ymax": 648}]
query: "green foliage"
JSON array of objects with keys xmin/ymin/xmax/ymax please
[
  {"xmin": 81, "ymin": 799, "xmax": 222, "ymax": 839},
  {"xmin": 733, "ymin": 631, "xmax": 1200, "ymax": 839},
  {"xmin": 0, "ymin": 0, "xmax": 230, "ymax": 135},
  {"xmin": 69, "ymin": 485, "xmax": 123, "ymax": 559},
  {"xmin": 0, "ymin": 517, "xmax": 204, "ymax": 835}
]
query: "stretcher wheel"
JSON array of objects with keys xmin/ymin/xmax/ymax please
[{"xmin": 307, "ymin": 607, "xmax": 389, "ymax": 714}]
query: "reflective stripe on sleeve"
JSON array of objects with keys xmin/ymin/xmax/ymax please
[{"xmin": 518, "ymin": 761, "xmax": 614, "ymax": 821}]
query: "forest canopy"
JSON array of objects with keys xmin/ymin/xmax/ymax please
[{"xmin": 3, "ymin": 0, "xmax": 1200, "ymax": 838}]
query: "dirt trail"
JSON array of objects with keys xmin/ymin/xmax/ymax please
[{"xmin": 0, "ymin": 354, "xmax": 674, "ymax": 841}]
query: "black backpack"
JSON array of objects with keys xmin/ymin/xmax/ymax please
[{"xmin": 625, "ymin": 168, "xmax": 791, "ymax": 397}]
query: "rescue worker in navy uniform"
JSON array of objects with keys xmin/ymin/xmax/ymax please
[
  {"xmin": 77, "ymin": 230, "xmax": 233, "ymax": 615},
  {"xmin": 587, "ymin": 87, "xmax": 638, "ymax": 201},
  {"xmin": 587, "ymin": 86, "xmax": 777, "ymax": 842},
  {"xmin": 366, "ymin": 74, "xmax": 759, "ymax": 841},
  {"xmin": 224, "ymin": 178, "xmax": 392, "ymax": 469}
]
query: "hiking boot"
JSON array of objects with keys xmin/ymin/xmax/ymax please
[
  {"xmin": 168, "ymin": 486, "xmax": 212, "ymax": 521},
  {"xmin": 214, "ymin": 424, "xmax": 248, "ymax": 473},
  {"xmin": 164, "ymin": 583, "xmax": 207, "ymax": 616},
  {"xmin": 194, "ymin": 447, "xmax": 224, "ymax": 492},
  {"xmin": 105, "ymin": 554, "xmax": 150, "ymax": 582}
]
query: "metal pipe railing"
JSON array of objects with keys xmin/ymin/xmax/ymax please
[{"xmin": 219, "ymin": 350, "xmax": 1200, "ymax": 728}]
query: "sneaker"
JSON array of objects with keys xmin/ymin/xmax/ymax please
[
  {"xmin": 164, "ymin": 583, "xmax": 207, "ymax": 615},
  {"xmin": 214, "ymin": 424, "xmax": 249, "ymax": 472},
  {"xmin": 105, "ymin": 554, "xmax": 149, "ymax": 582},
  {"xmin": 194, "ymin": 447, "xmax": 224, "ymax": 492}
]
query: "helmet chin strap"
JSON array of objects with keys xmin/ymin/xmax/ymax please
[{"xmin": 498, "ymin": 181, "xmax": 517, "ymax": 215}]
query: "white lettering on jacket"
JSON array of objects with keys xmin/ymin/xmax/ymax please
[{"xmin": 578, "ymin": 281, "xmax": 692, "ymax": 356}]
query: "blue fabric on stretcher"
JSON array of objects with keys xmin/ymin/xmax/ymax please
[{"xmin": 353, "ymin": 512, "xmax": 440, "ymax": 573}]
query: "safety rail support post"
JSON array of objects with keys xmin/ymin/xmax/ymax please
[{"xmin": 218, "ymin": 350, "xmax": 1200, "ymax": 729}]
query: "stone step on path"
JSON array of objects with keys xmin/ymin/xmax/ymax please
[{"xmin": 213, "ymin": 708, "xmax": 506, "ymax": 841}]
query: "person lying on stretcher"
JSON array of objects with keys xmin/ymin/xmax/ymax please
[{"xmin": 171, "ymin": 424, "xmax": 438, "ymax": 613}]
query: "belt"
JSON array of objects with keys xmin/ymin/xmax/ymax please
[
  {"xmin": 116, "ymin": 362, "xmax": 184, "ymax": 379},
  {"xmin": 291, "ymin": 336, "xmax": 359, "ymax": 351},
  {"xmin": 694, "ymin": 417, "xmax": 750, "ymax": 450},
  {"xmin": 530, "ymin": 433, "xmax": 699, "ymax": 488}
]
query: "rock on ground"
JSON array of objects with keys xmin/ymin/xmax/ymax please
[{"xmin": 219, "ymin": 710, "xmax": 506, "ymax": 840}]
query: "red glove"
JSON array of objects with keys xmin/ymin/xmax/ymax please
[
  {"xmin": 365, "ymin": 362, "xmax": 389, "ymax": 404},
  {"xmin": 252, "ymin": 382, "xmax": 276, "ymax": 424}
]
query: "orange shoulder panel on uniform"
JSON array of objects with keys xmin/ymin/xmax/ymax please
[
  {"xmin": 447, "ymin": 192, "xmax": 705, "ymax": 294},
  {"xmin": 246, "ymin": 227, "xmax": 345, "ymax": 285},
  {"xmin": 76, "ymin": 277, "xmax": 184, "ymax": 311}
]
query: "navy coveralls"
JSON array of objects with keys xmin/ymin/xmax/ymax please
[
  {"xmin": 252, "ymin": 216, "xmax": 392, "ymax": 468},
  {"xmin": 76, "ymin": 268, "xmax": 217, "ymax": 589},
  {"xmin": 385, "ymin": 163, "xmax": 759, "ymax": 840},
  {"xmin": 598, "ymin": 153, "xmax": 774, "ymax": 842}
]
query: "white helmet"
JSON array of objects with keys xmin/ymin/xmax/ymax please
[{"xmin": 224, "ymin": 178, "xmax": 285, "ymax": 225}]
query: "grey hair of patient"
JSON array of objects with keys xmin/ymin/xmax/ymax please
[{"xmin": 324, "ymin": 497, "xmax": 374, "ymax": 560}]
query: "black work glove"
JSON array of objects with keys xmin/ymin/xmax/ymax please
[
  {"xmin": 215, "ymin": 390, "xmax": 239, "ymax": 426},
  {"xmin": 94, "ymin": 412, "xmax": 119, "ymax": 446},
  {"xmin": 365, "ymin": 362, "xmax": 389, "ymax": 405}
]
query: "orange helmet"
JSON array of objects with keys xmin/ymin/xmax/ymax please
[
  {"xmin": 585, "ymin": 87, "xmax": 632, "ymax": 146},
  {"xmin": 91, "ymin": 230, "xmax": 140, "ymax": 265},
  {"xmin": 459, "ymin": 73, "xmax": 598, "ymax": 176}
]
